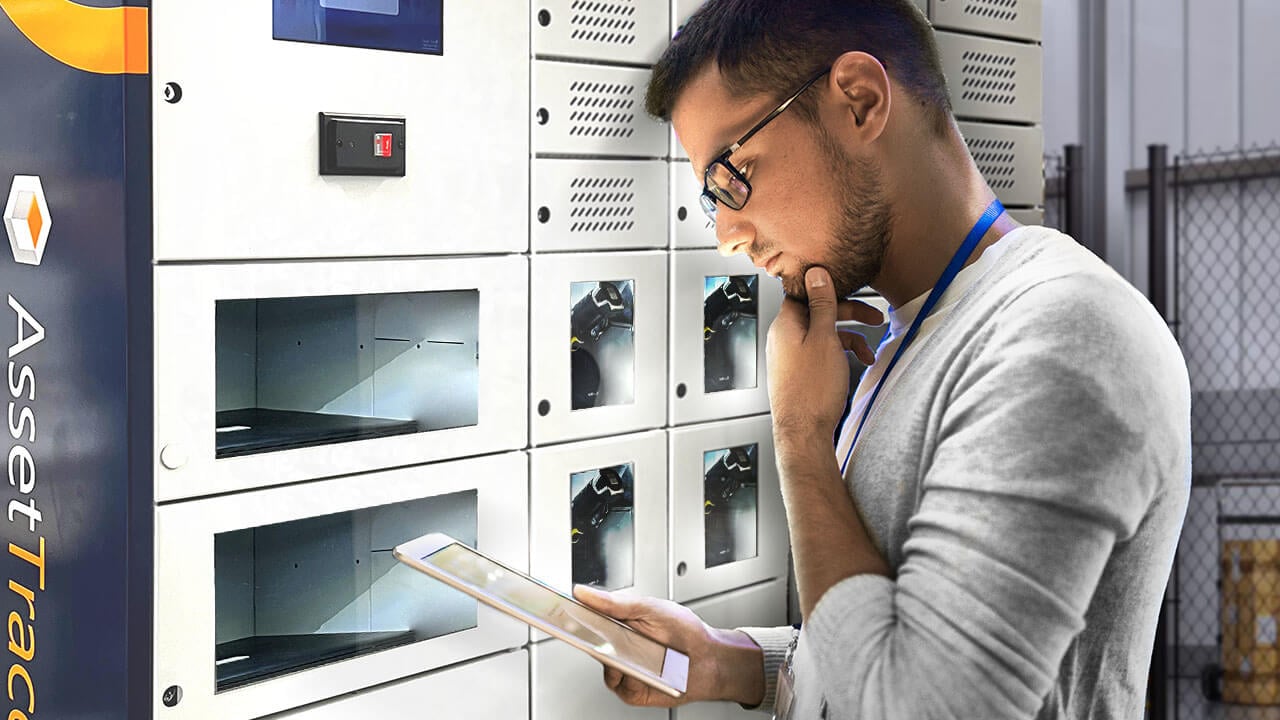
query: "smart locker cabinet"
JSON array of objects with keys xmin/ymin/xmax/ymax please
[
  {"xmin": 153, "ymin": 452, "xmax": 529, "ymax": 719},
  {"xmin": 154, "ymin": 256, "xmax": 529, "ymax": 501},
  {"xmin": 529, "ymin": 433, "xmax": 670, "ymax": 720},
  {"xmin": 529, "ymin": 252, "xmax": 670, "ymax": 446},
  {"xmin": 669, "ymin": 415, "xmax": 788, "ymax": 603},
  {"xmin": 532, "ymin": 0, "xmax": 670, "ymax": 66},
  {"xmin": 670, "ymin": 161, "xmax": 718, "ymax": 249},
  {"xmin": 151, "ymin": 1, "xmax": 530, "ymax": 261},
  {"xmin": 669, "ymin": 251, "xmax": 783, "ymax": 426},
  {"xmin": 532, "ymin": 159, "xmax": 670, "ymax": 253},
  {"xmin": 533, "ymin": 61, "xmax": 668, "ymax": 159},
  {"xmin": 530, "ymin": 431, "xmax": 670, "ymax": 611}
]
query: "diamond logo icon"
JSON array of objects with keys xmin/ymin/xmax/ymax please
[{"xmin": 4, "ymin": 176, "xmax": 52, "ymax": 266}]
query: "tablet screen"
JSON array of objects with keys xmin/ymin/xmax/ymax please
[{"xmin": 425, "ymin": 543, "xmax": 668, "ymax": 677}]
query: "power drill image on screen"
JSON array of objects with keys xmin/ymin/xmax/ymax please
[
  {"xmin": 570, "ymin": 281, "xmax": 636, "ymax": 410},
  {"xmin": 570, "ymin": 464, "xmax": 636, "ymax": 589},
  {"xmin": 704, "ymin": 276, "xmax": 758, "ymax": 393},
  {"xmin": 704, "ymin": 444, "xmax": 760, "ymax": 568}
]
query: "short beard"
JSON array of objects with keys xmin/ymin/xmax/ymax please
[{"xmin": 783, "ymin": 125, "xmax": 893, "ymax": 302}]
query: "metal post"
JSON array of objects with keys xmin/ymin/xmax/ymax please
[
  {"xmin": 1064, "ymin": 144, "xmax": 1086, "ymax": 248},
  {"xmin": 1147, "ymin": 144, "xmax": 1170, "ymax": 720},
  {"xmin": 1148, "ymin": 144, "xmax": 1169, "ymax": 321}
]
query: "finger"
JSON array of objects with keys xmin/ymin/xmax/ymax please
[
  {"xmin": 804, "ymin": 267, "xmax": 838, "ymax": 331},
  {"xmin": 839, "ymin": 330, "xmax": 876, "ymax": 365},
  {"xmin": 617, "ymin": 674, "xmax": 675, "ymax": 708},
  {"xmin": 573, "ymin": 584, "xmax": 647, "ymax": 621},
  {"xmin": 603, "ymin": 665, "xmax": 624, "ymax": 691},
  {"xmin": 836, "ymin": 299, "xmax": 885, "ymax": 326}
]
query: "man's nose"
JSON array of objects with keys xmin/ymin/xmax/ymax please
[{"xmin": 714, "ymin": 209, "xmax": 753, "ymax": 258}]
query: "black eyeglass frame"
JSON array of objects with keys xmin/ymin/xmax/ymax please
[{"xmin": 699, "ymin": 68, "xmax": 832, "ymax": 223}]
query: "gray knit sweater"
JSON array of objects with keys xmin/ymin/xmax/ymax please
[{"xmin": 740, "ymin": 227, "xmax": 1191, "ymax": 719}]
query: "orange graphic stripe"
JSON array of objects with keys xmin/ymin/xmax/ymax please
[{"xmin": 0, "ymin": 0, "xmax": 148, "ymax": 75}]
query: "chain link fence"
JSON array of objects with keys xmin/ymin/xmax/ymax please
[{"xmin": 1160, "ymin": 145, "xmax": 1280, "ymax": 719}]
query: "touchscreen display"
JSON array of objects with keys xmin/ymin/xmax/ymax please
[{"xmin": 425, "ymin": 543, "xmax": 667, "ymax": 677}]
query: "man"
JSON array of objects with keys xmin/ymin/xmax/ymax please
[{"xmin": 573, "ymin": 1, "xmax": 1192, "ymax": 718}]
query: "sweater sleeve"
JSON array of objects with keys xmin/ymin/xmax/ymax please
[
  {"xmin": 804, "ymin": 275, "xmax": 1188, "ymax": 719},
  {"xmin": 736, "ymin": 625, "xmax": 798, "ymax": 713}
]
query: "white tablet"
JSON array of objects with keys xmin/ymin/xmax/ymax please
[{"xmin": 393, "ymin": 532, "xmax": 689, "ymax": 698}]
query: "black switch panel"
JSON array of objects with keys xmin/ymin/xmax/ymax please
[{"xmin": 319, "ymin": 113, "xmax": 406, "ymax": 177}]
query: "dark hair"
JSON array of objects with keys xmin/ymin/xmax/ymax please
[{"xmin": 646, "ymin": 0, "xmax": 952, "ymax": 134}]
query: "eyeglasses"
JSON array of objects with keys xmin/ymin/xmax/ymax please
[{"xmin": 699, "ymin": 68, "xmax": 831, "ymax": 223}]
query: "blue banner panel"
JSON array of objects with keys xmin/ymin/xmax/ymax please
[{"xmin": 0, "ymin": 2, "xmax": 150, "ymax": 718}]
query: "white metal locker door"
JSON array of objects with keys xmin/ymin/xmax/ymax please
[
  {"xmin": 532, "ymin": 159, "xmax": 669, "ymax": 252},
  {"xmin": 153, "ymin": 255, "xmax": 529, "ymax": 502},
  {"xmin": 153, "ymin": 452, "xmax": 529, "ymax": 720},
  {"xmin": 927, "ymin": 0, "xmax": 1042, "ymax": 42},
  {"xmin": 670, "ymin": 161, "xmax": 717, "ymax": 249},
  {"xmin": 530, "ymin": 431, "xmax": 670, "ymax": 644},
  {"xmin": 936, "ymin": 31, "xmax": 1042, "ymax": 124},
  {"xmin": 533, "ymin": 0, "xmax": 670, "ymax": 65},
  {"xmin": 151, "ymin": 1, "xmax": 528, "ymax": 260},
  {"xmin": 959, "ymin": 121, "xmax": 1045, "ymax": 208},
  {"xmin": 529, "ymin": 252, "xmax": 670, "ymax": 446},
  {"xmin": 669, "ymin": 416, "xmax": 788, "ymax": 604},
  {"xmin": 669, "ymin": 251, "xmax": 782, "ymax": 426},
  {"xmin": 270, "ymin": 651, "xmax": 530, "ymax": 720},
  {"xmin": 533, "ymin": 60, "xmax": 669, "ymax": 158}
]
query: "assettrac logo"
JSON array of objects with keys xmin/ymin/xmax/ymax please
[{"xmin": 4, "ymin": 176, "xmax": 52, "ymax": 266}]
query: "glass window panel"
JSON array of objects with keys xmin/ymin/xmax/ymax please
[
  {"xmin": 570, "ymin": 463, "xmax": 636, "ymax": 590},
  {"xmin": 703, "ymin": 275, "xmax": 758, "ymax": 393},
  {"xmin": 569, "ymin": 280, "xmax": 635, "ymax": 410},
  {"xmin": 703, "ymin": 445, "xmax": 759, "ymax": 568},
  {"xmin": 215, "ymin": 290, "xmax": 479, "ymax": 458}
]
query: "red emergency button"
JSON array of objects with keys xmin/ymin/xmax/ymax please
[{"xmin": 374, "ymin": 133, "xmax": 394, "ymax": 158}]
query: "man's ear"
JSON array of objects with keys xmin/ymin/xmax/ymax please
[{"xmin": 828, "ymin": 51, "xmax": 891, "ymax": 143}]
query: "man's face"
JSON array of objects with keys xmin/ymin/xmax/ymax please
[{"xmin": 672, "ymin": 66, "xmax": 894, "ymax": 301}]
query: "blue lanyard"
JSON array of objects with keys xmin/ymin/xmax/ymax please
[{"xmin": 838, "ymin": 198, "xmax": 1005, "ymax": 476}]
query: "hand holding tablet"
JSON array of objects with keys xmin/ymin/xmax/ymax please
[{"xmin": 393, "ymin": 533, "xmax": 689, "ymax": 698}]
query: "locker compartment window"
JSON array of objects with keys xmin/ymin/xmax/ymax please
[
  {"xmin": 213, "ymin": 490, "xmax": 479, "ymax": 692},
  {"xmin": 703, "ymin": 275, "xmax": 758, "ymax": 393},
  {"xmin": 570, "ymin": 463, "xmax": 636, "ymax": 591},
  {"xmin": 569, "ymin": 280, "xmax": 636, "ymax": 410},
  {"xmin": 703, "ymin": 445, "xmax": 759, "ymax": 568},
  {"xmin": 215, "ymin": 290, "xmax": 479, "ymax": 458}
]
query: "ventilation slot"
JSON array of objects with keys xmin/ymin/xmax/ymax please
[
  {"xmin": 568, "ymin": 176, "xmax": 637, "ymax": 234},
  {"xmin": 962, "ymin": 0, "xmax": 1019, "ymax": 23},
  {"xmin": 569, "ymin": 0, "xmax": 638, "ymax": 46},
  {"xmin": 567, "ymin": 81, "xmax": 639, "ymax": 139},
  {"xmin": 959, "ymin": 51, "xmax": 1018, "ymax": 106},
  {"xmin": 967, "ymin": 138, "xmax": 1018, "ymax": 191}
]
